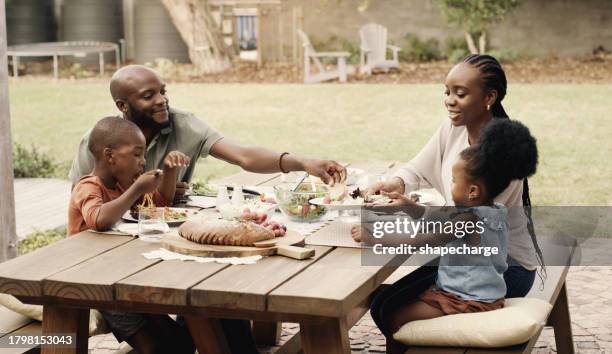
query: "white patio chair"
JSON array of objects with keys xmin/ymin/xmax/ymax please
[
  {"xmin": 359, "ymin": 23, "xmax": 401, "ymax": 75},
  {"xmin": 298, "ymin": 29, "xmax": 354, "ymax": 84}
]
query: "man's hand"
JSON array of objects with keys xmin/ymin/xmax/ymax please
[
  {"xmin": 174, "ymin": 181, "xmax": 189, "ymax": 203},
  {"xmin": 163, "ymin": 151, "xmax": 191, "ymax": 171},
  {"xmin": 133, "ymin": 169, "xmax": 163, "ymax": 194},
  {"xmin": 302, "ymin": 159, "xmax": 346, "ymax": 186},
  {"xmin": 161, "ymin": 151, "xmax": 190, "ymax": 204}
]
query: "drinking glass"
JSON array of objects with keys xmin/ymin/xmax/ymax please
[{"xmin": 138, "ymin": 207, "xmax": 167, "ymax": 242}]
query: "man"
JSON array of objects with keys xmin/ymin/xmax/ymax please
[
  {"xmin": 68, "ymin": 65, "xmax": 346, "ymax": 353},
  {"xmin": 69, "ymin": 65, "xmax": 346, "ymax": 196}
]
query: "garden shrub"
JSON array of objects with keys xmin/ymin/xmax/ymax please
[
  {"xmin": 18, "ymin": 228, "xmax": 66, "ymax": 255},
  {"xmin": 399, "ymin": 34, "xmax": 441, "ymax": 62},
  {"xmin": 340, "ymin": 40, "xmax": 361, "ymax": 65},
  {"xmin": 311, "ymin": 35, "xmax": 360, "ymax": 65},
  {"xmin": 445, "ymin": 37, "xmax": 470, "ymax": 63},
  {"xmin": 443, "ymin": 37, "xmax": 521, "ymax": 63},
  {"xmin": 486, "ymin": 49, "xmax": 519, "ymax": 63},
  {"xmin": 12, "ymin": 142, "xmax": 57, "ymax": 178}
]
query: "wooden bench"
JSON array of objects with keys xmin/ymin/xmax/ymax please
[{"xmin": 0, "ymin": 306, "xmax": 42, "ymax": 354}]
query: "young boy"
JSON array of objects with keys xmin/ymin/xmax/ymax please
[
  {"xmin": 68, "ymin": 116, "xmax": 190, "ymax": 235},
  {"xmin": 68, "ymin": 116, "xmax": 194, "ymax": 354}
]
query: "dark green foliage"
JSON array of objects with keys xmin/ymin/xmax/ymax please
[
  {"xmin": 18, "ymin": 229, "xmax": 66, "ymax": 255},
  {"xmin": 399, "ymin": 34, "xmax": 441, "ymax": 62},
  {"xmin": 12, "ymin": 142, "xmax": 57, "ymax": 178}
]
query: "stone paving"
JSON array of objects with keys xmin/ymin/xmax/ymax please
[{"xmin": 87, "ymin": 266, "xmax": 612, "ymax": 353}]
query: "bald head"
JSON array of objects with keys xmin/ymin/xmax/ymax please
[
  {"xmin": 88, "ymin": 116, "xmax": 145, "ymax": 160},
  {"xmin": 110, "ymin": 65, "xmax": 161, "ymax": 101},
  {"xmin": 109, "ymin": 65, "xmax": 170, "ymax": 127}
]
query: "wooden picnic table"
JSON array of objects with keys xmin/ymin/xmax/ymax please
[{"xmin": 0, "ymin": 162, "xmax": 403, "ymax": 354}]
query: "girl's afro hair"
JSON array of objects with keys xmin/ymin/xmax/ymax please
[{"xmin": 461, "ymin": 119, "xmax": 538, "ymax": 199}]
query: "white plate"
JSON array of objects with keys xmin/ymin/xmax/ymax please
[
  {"xmin": 310, "ymin": 191, "xmax": 436, "ymax": 210},
  {"xmin": 122, "ymin": 208, "xmax": 198, "ymax": 226},
  {"xmin": 309, "ymin": 197, "xmax": 386, "ymax": 211}
]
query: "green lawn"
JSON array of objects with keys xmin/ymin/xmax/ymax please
[{"xmin": 8, "ymin": 80, "xmax": 611, "ymax": 206}]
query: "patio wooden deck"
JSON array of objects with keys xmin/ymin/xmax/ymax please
[{"xmin": 14, "ymin": 178, "xmax": 71, "ymax": 238}]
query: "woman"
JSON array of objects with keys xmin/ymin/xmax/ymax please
[{"xmin": 366, "ymin": 54, "xmax": 545, "ymax": 346}]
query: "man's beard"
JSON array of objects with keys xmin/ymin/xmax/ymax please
[{"xmin": 128, "ymin": 103, "xmax": 171, "ymax": 130}]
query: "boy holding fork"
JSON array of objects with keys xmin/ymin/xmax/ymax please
[{"xmin": 68, "ymin": 116, "xmax": 194, "ymax": 354}]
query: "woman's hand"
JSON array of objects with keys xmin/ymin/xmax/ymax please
[
  {"xmin": 365, "ymin": 177, "xmax": 405, "ymax": 198},
  {"xmin": 368, "ymin": 191, "xmax": 414, "ymax": 208},
  {"xmin": 366, "ymin": 191, "xmax": 424, "ymax": 220}
]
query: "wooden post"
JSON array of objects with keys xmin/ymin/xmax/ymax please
[
  {"xmin": 277, "ymin": 5, "xmax": 283, "ymax": 61},
  {"xmin": 256, "ymin": 5, "xmax": 263, "ymax": 68},
  {"xmin": 294, "ymin": 6, "xmax": 304, "ymax": 68},
  {"xmin": 122, "ymin": 0, "xmax": 135, "ymax": 61},
  {"xmin": 292, "ymin": 7, "xmax": 297, "ymax": 64},
  {"xmin": 0, "ymin": 0, "xmax": 18, "ymax": 262}
]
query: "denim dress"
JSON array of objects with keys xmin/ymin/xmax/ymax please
[{"xmin": 435, "ymin": 203, "xmax": 509, "ymax": 302}]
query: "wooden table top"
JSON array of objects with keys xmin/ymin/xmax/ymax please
[{"xmin": 0, "ymin": 162, "xmax": 403, "ymax": 319}]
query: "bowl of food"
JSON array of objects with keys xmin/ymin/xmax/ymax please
[{"xmin": 274, "ymin": 182, "xmax": 329, "ymax": 222}]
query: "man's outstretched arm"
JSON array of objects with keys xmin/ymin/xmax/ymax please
[{"xmin": 209, "ymin": 138, "xmax": 346, "ymax": 184}]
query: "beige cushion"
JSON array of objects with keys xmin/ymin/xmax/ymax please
[
  {"xmin": 0, "ymin": 294, "xmax": 109, "ymax": 336},
  {"xmin": 393, "ymin": 298, "xmax": 552, "ymax": 348}
]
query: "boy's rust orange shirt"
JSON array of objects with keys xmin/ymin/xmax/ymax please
[{"xmin": 68, "ymin": 175, "xmax": 169, "ymax": 236}]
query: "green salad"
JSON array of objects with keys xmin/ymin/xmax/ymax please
[
  {"xmin": 191, "ymin": 180, "xmax": 219, "ymax": 196},
  {"xmin": 275, "ymin": 183, "xmax": 328, "ymax": 222}
]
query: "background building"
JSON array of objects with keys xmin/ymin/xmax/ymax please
[{"xmin": 6, "ymin": 0, "xmax": 612, "ymax": 67}]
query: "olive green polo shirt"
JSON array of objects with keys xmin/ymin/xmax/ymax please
[{"xmin": 68, "ymin": 107, "xmax": 223, "ymax": 184}]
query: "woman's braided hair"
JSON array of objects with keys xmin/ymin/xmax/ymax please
[
  {"xmin": 463, "ymin": 54, "xmax": 509, "ymax": 118},
  {"xmin": 463, "ymin": 54, "xmax": 547, "ymax": 283}
]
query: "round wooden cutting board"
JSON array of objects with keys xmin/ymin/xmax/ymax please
[{"xmin": 161, "ymin": 229, "xmax": 306, "ymax": 258}]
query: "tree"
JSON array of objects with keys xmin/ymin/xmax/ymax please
[
  {"xmin": 160, "ymin": 0, "xmax": 232, "ymax": 73},
  {"xmin": 437, "ymin": 0, "xmax": 521, "ymax": 54}
]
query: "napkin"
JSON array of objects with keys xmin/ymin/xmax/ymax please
[
  {"xmin": 142, "ymin": 248, "xmax": 262, "ymax": 265},
  {"xmin": 186, "ymin": 196, "xmax": 217, "ymax": 209},
  {"xmin": 89, "ymin": 222, "xmax": 170, "ymax": 237}
]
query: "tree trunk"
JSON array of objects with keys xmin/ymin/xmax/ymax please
[
  {"xmin": 160, "ymin": 0, "xmax": 231, "ymax": 74},
  {"xmin": 479, "ymin": 32, "xmax": 487, "ymax": 54},
  {"xmin": 0, "ymin": 0, "xmax": 17, "ymax": 261},
  {"xmin": 464, "ymin": 32, "xmax": 478, "ymax": 54}
]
